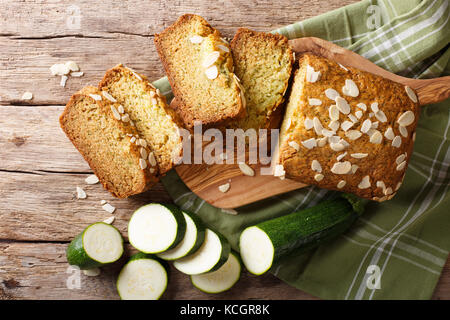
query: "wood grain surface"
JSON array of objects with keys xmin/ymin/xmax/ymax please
[{"xmin": 1, "ymin": 0, "xmax": 449, "ymax": 300}]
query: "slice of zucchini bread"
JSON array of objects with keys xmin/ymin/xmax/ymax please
[
  {"xmin": 59, "ymin": 86, "xmax": 159, "ymax": 198},
  {"xmin": 229, "ymin": 28, "xmax": 294, "ymax": 131},
  {"xmin": 98, "ymin": 65, "xmax": 183, "ymax": 174},
  {"xmin": 274, "ymin": 54, "xmax": 420, "ymax": 201},
  {"xmin": 154, "ymin": 14, "xmax": 245, "ymax": 128}
]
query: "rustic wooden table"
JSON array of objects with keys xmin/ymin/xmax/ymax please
[{"xmin": 0, "ymin": 0, "xmax": 449, "ymax": 300}]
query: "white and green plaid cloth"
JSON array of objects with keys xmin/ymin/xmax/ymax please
[{"xmin": 157, "ymin": 0, "xmax": 450, "ymax": 299}]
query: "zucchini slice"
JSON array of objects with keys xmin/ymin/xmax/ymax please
[
  {"xmin": 128, "ymin": 203, "xmax": 186, "ymax": 254},
  {"xmin": 191, "ymin": 251, "xmax": 241, "ymax": 294},
  {"xmin": 173, "ymin": 229, "xmax": 230, "ymax": 275},
  {"xmin": 117, "ymin": 253, "xmax": 168, "ymax": 300},
  {"xmin": 239, "ymin": 195, "xmax": 365, "ymax": 275},
  {"xmin": 157, "ymin": 211, "xmax": 206, "ymax": 261},
  {"xmin": 66, "ymin": 222, "xmax": 124, "ymax": 270}
]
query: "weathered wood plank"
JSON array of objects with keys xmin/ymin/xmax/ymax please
[
  {"xmin": 0, "ymin": 242, "xmax": 318, "ymax": 300},
  {"xmin": 0, "ymin": 171, "xmax": 171, "ymax": 241}
]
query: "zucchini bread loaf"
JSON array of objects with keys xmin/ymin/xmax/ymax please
[
  {"xmin": 60, "ymin": 86, "xmax": 159, "ymax": 198},
  {"xmin": 154, "ymin": 14, "xmax": 245, "ymax": 128},
  {"xmin": 274, "ymin": 54, "xmax": 420, "ymax": 201},
  {"xmin": 229, "ymin": 28, "xmax": 294, "ymax": 131},
  {"xmin": 99, "ymin": 65, "xmax": 183, "ymax": 174}
]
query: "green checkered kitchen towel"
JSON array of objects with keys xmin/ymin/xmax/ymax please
[{"xmin": 154, "ymin": 0, "xmax": 450, "ymax": 300}]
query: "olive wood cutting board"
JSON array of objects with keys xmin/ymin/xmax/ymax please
[{"xmin": 175, "ymin": 37, "xmax": 450, "ymax": 209}]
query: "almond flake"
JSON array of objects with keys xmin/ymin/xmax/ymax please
[
  {"xmin": 76, "ymin": 186, "xmax": 87, "ymax": 199},
  {"xmin": 138, "ymin": 139, "xmax": 147, "ymax": 148},
  {"xmin": 148, "ymin": 152, "xmax": 157, "ymax": 166},
  {"xmin": 85, "ymin": 175, "xmax": 99, "ymax": 185},
  {"xmin": 288, "ymin": 141, "xmax": 300, "ymax": 151},
  {"xmin": 341, "ymin": 121, "xmax": 353, "ymax": 132},
  {"xmin": 83, "ymin": 268, "xmax": 101, "ymax": 277},
  {"xmin": 306, "ymin": 65, "xmax": 321, "ymax": 83},
  {"xmin": 218, "ymin": 183, "xmax": 230, "ymax": 193},
  {"xmin": 337, "ymin": 180, "xmax": 346, "ymax": 189},
  {"xmin": 322, "ymin": 129, "xmax": 335, "ymax": 137},
  {"xmin": 329, "ymin": 120, "xmax": 340, "ymax": 132},
  {"xmin": 339, "ymin": 138, "xmax": 350, "ymax": 148},
  {"xmin": 100, "ymin": 200, "xmax": 107, "ymax": 205},
  {"xmin": 396, "ymin": 161, "xmax": 406, "ymax": 171},
  {"xmin": 311, "ymin": 160, "xmax": 322, "ymax": 173},
  {"xmin": 202, "ymin": 51, "xmax": 221, "ymax": 68},
  {"xmin": 361, "ymin": 119, "xmax": 372, "ymax": 133},
  {"xmin": 65, "ymin": 61, "xmax": 79, "ymax": 72},
  {"xmin": 355, "ymin": 110, "xmax": 363, "ymax": 119},
  {"xmin": 89, "ymin": 94, "xmax": 102, "ymax": 101},
  {"xmin": 338, "ymin": 63, "xmax": 349, "ymax": 71},
  {"xmin": 273, "ymin": 164, "xmax": 286, "ymax": 179},
  {"xmin": 70, "ymin": 71, "xmax": 84, "ymax": 77},
  {"xmin": 325, "ymin": 88, "xmax": 340, "ymax": 100},
  {"xmin": 330, "ymin": 142, "xmax": 345, "ymax": 152},
  {"xmin": 139, "ymin": 158, "xmax": 147, "ymax": 169},
  {"xmin": 358, "ymin": 176, "xmax": 371, "ymax": 189},
  {"xmin": 356, "ymin": 103, "xmax": 367, "ymax": 111},
  {"xmin": 60, "ymin": 75, "xmax": 68, "ymax": 87},
  {"xmin": 121, "ymin": 114, "xmax": 130, "ymax": 122},
  {"xmin": 399, "ymin": 125, "xmax": 408, "ymax": 137},
  {"xmin": 301, "ymin": 138, "xmax": 317, "ymax": 149},
  {"xmin": 351, "ymin": 153, "xmax": 368, "ymax": 159},
  {"xmin": 345, "ymin": 130, "xmax": 362, "ymax": 140},
  {"xmin": 376, "ymin": 181, "xmax": 386, "ymax": 190},
  {"xmin": 313, "ymin": 117, "xmax": 324, "ymax": 135},
  {"xmin": 22, "ymin": 91, "xmax": 33, "ymax": 100},
  {"xmin": 384, "ymin": 127, "xmax": 395, "ymax": 140},
  {"xmin": 375, "ymin": 110, "xmax": 387, "ymax": 122},
  {"xmin": 405, "ymin": 86, "xmax": 418, "ymax": 103},
  {"xmin": 309, "ymin": 98, "xmax": 322, "ymax": 106},
  {"xmin": 384, "ymin": 187, "xmax": 393, "ymax": 195},
  {"xmin": 50, "ymin": 63, "xmax": 70, "ymax": 76},
  {"xmin": 331, "ymin": 161, "xmax": 352, "ymax": 174},
  {"xmin": 392, "ymin": 136, "xmax": 402, "ymax": 148},
  {"xmin": 370, "ymin": 102, "xmax": 379, "ymax": 113},
  {"xmin": 335, "ymin": 97, "xmax": 350, "ymax": 114},
  {"xmin": 317, "ymin": 137, "xmax": 328, "ymax": 147},
  {"xmin": 118, "ymin": 105, "xmax": 125, "ymax": 114},
  {"xmin": 304, "ymin": 118, "xmax": 313, "ymax": 130},
  {"xmin": 239, "ymin": 162, "xmax": 255, "ymax": 176},
  {"xmin": 314, "ymin": 173, "xmax": 324, "ymax": 182},
  {"xmin": 328, "ymin": 135, "xmax": 341, "ymax": 144},
  {"xmin": 217, "ymin": 44, "xmax": 230, "ymax": 53},
  {"xmin": 369, "ymin": 130, "xmax": 382, "ymax": 144},
  {"xmin": 205, "ymin": 65, "xmax": 218, "ymax": 79},
  {"xmin": 342, "ymin": 79, "xmax": 359, "ymax": 97},
  {"xmin": 102, "ymin": 203, "xmax": 116, "ymax": 214},
  {"xmin": 130, "ymin": 137, "xmax": 136, "ymax": 143},
  {"xmin": 397, "ymin": 111, "xmax": 415, "ymax": 127},
  {"xmin": 140, "ymin": 148, "xmax": 148, "ymax": 159},
  {"xmin": 371, "ymin": 121, "xmax": 379, "ymax": 129},
  {"xmin": 329, "ymin": 105, "xmax": 340, "ymax": 121},
  {"xmin": 336, "ymin": 152, "xmax": 347, "ymax": 161},
  {"xmin": 395, "ymin": 181, "xmax": 402, "ymax": 191},
  {"xmin": 102, "ymin": 91, "xmax": 117, "ymax": 102},
  {"xmin": 103, "ymin": 216, "xmax": 115, "ymax": 225},
  {"xmin": 351, "ymin": 164, "xmax": 359, "ymax": 174},
  {"xmin": 348, "ymin": 114, "xmax": 358, "ymax": 123},
  {"xmin": 396, "ymin": 154, "xmax": 406, "ymax": 164},
  {"xmin": 190, "ymin": 35, "xmax": 204, "ymax": 44},
  {"xmin": 110, "ymin": 106, "xmax": 121, "ymax": 120}
]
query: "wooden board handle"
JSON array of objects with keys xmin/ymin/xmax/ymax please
[{"xmin": 289, "ymin": 37, "xmax": 450, "ymax": 106}]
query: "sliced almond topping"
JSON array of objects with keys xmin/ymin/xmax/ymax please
[
  {"xmin": 351, "ymin": 164, "xmax": 359, "ymax": 174},
  {"xmin": 85, "ymin": 175, "xmax": 99, "ymax": 185},
  {"xmin": 328, "ymin": 135, "xmax": 341, "ymax": 144},
  {"xmin": 22, "ymin": 91, "xmax": 33, "ymax": 100},
  {"xmin": 322, "ymin": 129, "xmax": 335, "ymax": 137},
  {"xmin": 202, "ymin": 51, "xmax": 221, "ymax": 68},
  {"xmin": 358, "ymin": 176, "xmax": 371, "ymax": 189},
  {"xmin": 374, "ymin": 110, "xmax": 387, "ymax": 123},
  {"xmin": 376, "ymin": 181, "xmax": 386, "ymax": 190},
  {"xmin": 331, "ymin": 161, "xmax": 352, "ymax": 174},
  {"xmin": 370, "ymin": 102, "xmax": 379, "ymax": 113},
  {"xmin": 190, "ymin": 35, "xmax": 204, "ymax": 44},
  {"xmin": 306, "ymin": 65, "xmax": 321, "ymax": 83},
  {"xmin": 356, "ymin": 103, "xmax": 367, "ymax": 111},
  {"xmin": 314, "ymin": 173, "xmax": 324, "ymax": 182},
  {"xmin": 103, "ymin": 216, "xmax": 115, "ymax": 225},
  {"xmin": 345, "ymin": 130, "xmax": 362, "ymax": 140},
  {"xmin": 102, "ymin": 203, "xmax": 116, "ymax": 214},
  {"xmin": 361, "ymin": 119, "xmax": 372, "ymax": 133},
  {"xmin": 313, "ymin": 117, "xmax": 324, "ymax": 135},
  {"xmin": 311, "ymin": 160, "xmax": 322, "ymax": 173},
  {"xmin": 317, "ymin": 137, "xmax": 328, "ymax": 147},
  {"xmin": 395, "ymin": 181, "xmax": 402, "ymax": 191},
  {"xmin": 60, "ymin": 75, "xmax": 68, "ymax": 87},
  {"xmin": 71, "ymin": 71, "xmax": 84, "ymax": 77},
  {"xmin": 325, "ymin": 88, "xmax": 340, "ymax": 100},
  {"xmin": 239, "ymin": 162, "xmax": 255, "ymax": 176},
  {"xmin": 396, "ymin": 161, "xmax": 407, "ymax": 171},
  {"xmin": 342, "ymin": 79, "xmax": 359, "ymax": 97},
  {"xmin": 399, "ymin": 125, "xmax": 408, "ymax": 138},
  {"xmin": 369, "ymin": 130, "xmax": 382, "ymax": 144},
  {"xmin": 139, "ymin": 158, "xmax": 147, "ymax": 170},
  {"xmin": 148, "ymin": 152, "xmax": 157, "ymax": 167},
  {"xmin": 384, "ymin": 187, "xmax": 393, "ymax": 195},
  {"xmin": 384, "ymin": 127, "xmax": 395, "ymax": 140},
  {"xmin": 348, "ymin": 114, "xmax": 358, "ymax": 123},
  {"xmin": 329, "ymin": 105, "xmax": 340, "ymax": 121},
  {"xmin": 273, "ymin": 164, "xmax": 286, "ymax": 179},
  {"xmin": 217, "ymin": 44, "xmax": 230, "ymax": 53},
  {"xmin": 89, "ymin": 94, "xmax": 102, "ymax": 101},
  {"xmin": 301, "ymin": 138, "xmax": 317, "ymax": 149},
  {"xmin": 65, "ymin": 61, "xmax": 79, "ymax": 72},
  {"xmin": 309, "ymin": 98, "xmax": 322, "ymax": 106},
  {"xmin": 304, "ymin": 117, "xmax": 313, "ymax": 130},
  {"xmin": 396, "ymin": 154, "xmax": 406, "ymax": 164},
  {"xmin": 335, "ymin": 97, "xmax": 350, "ymax": 114},
  {"xmin": 102, "ymin": 91, "xmax": 117, "ymax": 102},
  {"xmin": 110, "ymin": 106, "xmax": 121, "ymax": 120},
  {"xmin": 392, "ymin": 136, "xmax": 402, "ymax": 148},
  {"xmin": 100, "ymin": 200, "xmax": 107, "ymax": 205},
  {"xmin": 336, "ymin": 152, "xmax": 347, "ymax": 161},
  {"xmin": 329, "ymin": 120, "xmax": 340, "ymax": 132},
  {"xmin": 140, "ymin": 148, "xmax": 148, "ymax": 160},
  {"xmin": 339, "ymin": 138, "xmax": 349, "ymax": 148},
  {"xmin": 288, "ymin": 141, "xmax": 300, "ymax": 151},
  {"xmin": 218, "ymin": 183, "xmax": 230, "ymax": 193},
  {"xmin": 341, "ymin": 121, "xmax": 353, "ymax": 132},
  {"xmin": 397, "ymin": 111, "xmax": 415, "ymax": 127},
  {"xmin": 330, "ymin": 142, "xmax": 346, "ymax": 152},
  {"xmin": 351, "ymin": 153, "xmax": 368, "ymax": 159},
  {"xmin": 76, "ymin": 186, "xmax": 87, "ymax": 199},
  {"xmin": 50, "ymin": 63, "xmax": 70, "ymax": 76},
  {"xmin": 138, "ymin": 139, "xmax": 147, "ymax": 148},
  {"xmin": 337, "ymin": 180, "xmax": 346, "ymax": 189},
  {"xmin": 405, "ymin": 86, "xmax": 418, "ymax": 103},
  {"xmin": 117, "ymin": 105, "xmax": 125, "ymax": 114},
  {"xmin": 338, "ymin": 63, "xmax": 349, "ymax": 71},
  {"xmin": 121, "ymin": 114, "xmax": 130, "ymax": 122},
  {"xmin": 205, "ymin": 65, "xmax": 219, "ymax": 79},
  {"xmin": 355, "ymin": 110, "xmax": 363, "ymax": 119},
  {"xmin": 371, "ymin": 121, "xmax": 379, "ymax": 129}
]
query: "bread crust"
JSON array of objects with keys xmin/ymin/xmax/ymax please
[
  {"xmin": 59, "ymin": 86, "xmax": 159, "ymax": 198},
  {"xmin": 154, "ymin": 14, "xmax": 245, "ymax": 129},
  {"xmin": 276, "ymin": 54, "xmax": 420, "ymax": 201}
]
